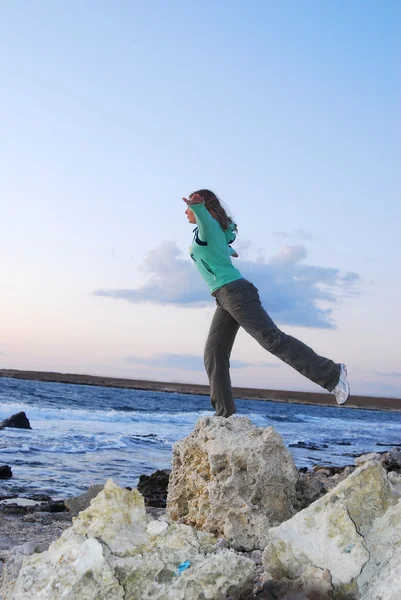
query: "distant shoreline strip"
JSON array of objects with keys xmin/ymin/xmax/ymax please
[{"xmin": 0, "ymin": 369, "xmax": 400, "ymax": 412}]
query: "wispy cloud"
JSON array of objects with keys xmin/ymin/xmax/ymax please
[
  {"xmin": 272, "ymin": 229, "xmax": 315, "ymax": 242},
  {"xmin": 125, "ymin": 353, "xmax": 278, "ymax": 371},
  {"xmin": 93, "ymin": 241, "xmax": 363, "ymax": 329},
  {"xmin": 94, "ymin": 242, "xmax": 207, "ymax": 308},
  {"xmin": 374, "ymin": 371, "xmax": 401, "ymax": 379}
]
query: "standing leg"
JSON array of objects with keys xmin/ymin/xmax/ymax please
[
  {"xmin": 217, "ymin": 280, "xmax": 340, "ymax": 391},
  {"xmin": 204, "ymin": 304, "xmax": 240, "ymax": 417}
]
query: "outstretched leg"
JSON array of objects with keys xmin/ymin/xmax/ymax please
[
  {"xmin": 204, "ymin": 304, "xmax": 240, "ymax": 417},
  {"xmin": 216, "ymin": 279, "xmax": 341, "ymax": 391}
]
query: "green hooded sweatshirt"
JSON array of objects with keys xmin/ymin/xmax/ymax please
[{"xmin": 189, "ymin": 203, "xmax": 244, "ymax": 294}]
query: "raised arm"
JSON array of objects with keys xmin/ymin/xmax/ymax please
[{"xmin": 182, "ymin": 194, "xmax": 216, "ymax": 241}]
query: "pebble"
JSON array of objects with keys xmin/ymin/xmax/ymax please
[{"xmin": 147, "ymin": 520, "xmax": 169, "ymax": 536}]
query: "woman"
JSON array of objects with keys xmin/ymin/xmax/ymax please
[{"xmin": 183, "ymin": 189, "xmax": 350, "ymax": 417}]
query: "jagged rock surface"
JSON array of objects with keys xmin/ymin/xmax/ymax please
[
  {"xmin": 5, "ymin": 480, "xmax": 255, "ymax": 600},
  {"xmin": 0, "ymin": 542, "xmax": 48, "ymax": 600},
  {"xmin": 358, "ymin": 498, "xmax": 401, "ymax": 599},
  {"xmin": 360, "ymin": 542, "xmax": 401, "ymax": 600},
  {"xmin": 263, "ymin": 460, "xmax": 401, "ymax": 598},
  {"xmin": 167, "ymin": 416, "xmax": 299, "ymax": 551}
]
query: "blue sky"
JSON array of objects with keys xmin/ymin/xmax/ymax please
[{"xmin": 1, "ymin": 1, "xmax": 400, "ymax": 398}]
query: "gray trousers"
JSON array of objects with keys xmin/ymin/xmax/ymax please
[{"xmin": 204, "ymin": 278, "xmax": 341, "ymax": 417}]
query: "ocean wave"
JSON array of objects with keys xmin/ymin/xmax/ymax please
[
  {"xmin": 263, "ymin": 414, "xmax": 306, "ymax": 423},
  {"xmin": 114, "ymin": 405, "xmax": 141, "ymax": 412},
  {"xmin": 0, "ymin": 402, "xmax": 212, "ymax": 425},
  {"xmin": 0, "ymin": 436, "xmax": 129, "ymax": 455},
  {"xmin": 122, "ymin": 434, "xmax": 172, "ymax": 448},
  {"xmin": 0, "ymin": 444, "xmax": 32, "ymax": 454},
  {"xmin": 29, "ymin": 439, "xmax": 129, "ymax": 453}
]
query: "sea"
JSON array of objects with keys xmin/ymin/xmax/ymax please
[{"xmin": 0, "ymin": 376, "xmax": 400, "ymax": 500}]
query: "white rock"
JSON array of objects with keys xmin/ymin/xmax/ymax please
[
  {"xmin": 10, "ymin": 531, "xmax": 124, "ymax": 600},
  {"xmin": 0, "ymin": 542, "xmax": 47, "ymax": 600},
  {"xmin": 114, "ymin": 547, "xmax": 255, "ymax": 600},
  {"xmin": 355, "ymin": 452, "xmax": 382, "ymax": 466},
  {"xmin": 357, "ymin": 498, "xmax": 401, "ymax": 595},
  {"xmin": 360, "ymin": 544, "xmax": 401, "ymax": 600},
  {"xmin": 388, "ymin": 471, "xmax": 401, "ymax": 495},
  {"xmin": 71, "ymin": 479, "xmax": 150, "ymax": 556},
  {"xmin": 167, "ymin": 416, "xmax": 298, "ymax": 550},
  {"xmin": 7, "ymin": 480, "xmax": 255, "ymax": 600},
  {"xmin": 263, "ymin": 460, "xmax": 399, "ymax": 594},
  {"xmin": 147, "ymin": 520, "xmax": 169, "ymax": 536}
]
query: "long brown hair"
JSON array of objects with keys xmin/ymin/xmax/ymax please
[{"xmin": 190, "ymin": 189, "xmax": 237, "ymax": 231}]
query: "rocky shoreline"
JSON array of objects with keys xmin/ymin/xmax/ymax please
[{"xmin": 1, "ymin": 436, "xmax": 400, "ymax": 599}]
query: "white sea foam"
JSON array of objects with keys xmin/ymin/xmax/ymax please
[{"xmin": 0, "ymin": 402, "xmax": 211, "ymax": 425}]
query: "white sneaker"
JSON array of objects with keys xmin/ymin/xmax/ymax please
[{"xmin": 332, "ymin": 364, "xmax": 350, "ymax": 405}]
